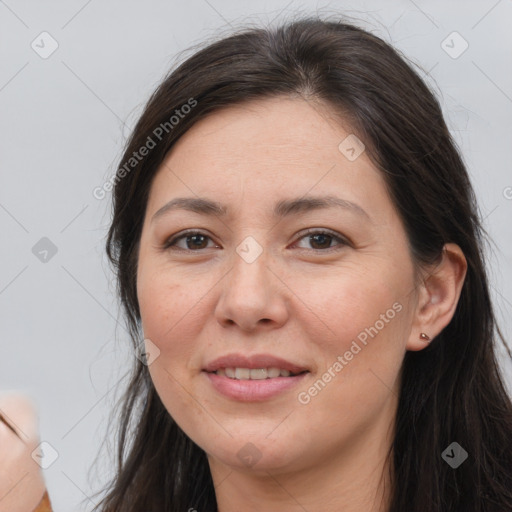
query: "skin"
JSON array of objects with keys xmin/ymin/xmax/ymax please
[
  {"xmin": 0, "ymin": 394, "xmax": 47, "ymax": 512},
  {"xmin": 136, "ymin": 96, "xmax": 467, "ymax": 511}
]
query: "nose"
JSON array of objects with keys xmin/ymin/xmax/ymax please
[{"xmin": 214, "ymin": 245, "xmax": 289, "ymax": 332}]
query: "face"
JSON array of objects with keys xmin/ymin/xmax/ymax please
[{"xmin": 136, "ymin": 96, "xmax": 420, "ymax": 475}]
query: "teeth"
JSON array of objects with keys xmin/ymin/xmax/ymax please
[
  {"xmin": 214, "ymin": 367, "xmax": 299, "ymax": 379},
  {"xmin": 235, "ymin": 368, "xmax": 250, "ymax": 380},
  {"xmin": 250, "ymin": 368, "xmax": 267, "ymax": 380},
  {"xmin": 267, "ymin": 367, "xmax": 281, "ymax": 378}
]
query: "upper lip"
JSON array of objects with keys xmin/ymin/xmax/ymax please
[{"xmin": 203, "ymin": 353, "xmax": 309, "ymax": 374}]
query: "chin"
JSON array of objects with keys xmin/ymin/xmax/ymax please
[{"xmin": 202, "ymin": 433, "xmax": 306, "ymax": 474}]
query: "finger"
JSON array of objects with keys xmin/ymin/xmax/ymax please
[
  {"xmin": 0, "ymin": 393, "xmax": 39, "ymax": 444},
  {"xmin": 0, "ymin": 413, "xmax": 21, "ymax": 439},
  {"xmin": 0, "ymin": 393, "xmax": 47, "ymax": 512}
]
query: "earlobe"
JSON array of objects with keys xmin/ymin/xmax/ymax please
[
  {"xmin": 419, "ymin": 332, "xmax": 431, "ymax": 343},
  {"xmin": 406, "ymin": 243, "xmax": 467, "ymax": 352}
]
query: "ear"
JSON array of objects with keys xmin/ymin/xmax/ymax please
[{"xmin": 407, "ymin": 243, "xmax": 467, "ymax": 351}]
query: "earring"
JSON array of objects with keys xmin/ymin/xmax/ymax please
[{"xmin": 419, "ymin": 332, "xmax": 431, "ymax": 342}]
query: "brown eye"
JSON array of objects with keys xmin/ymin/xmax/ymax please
[
  {"xmin": 308, "ymin": 233, "xmax": 334, "ymax": 250},
  {"xmin": 164, "ymin": 231, "xmax": 217, "ymax": 251},
  {"xmin": 163, "ymin": 229, "xmax": 348, "ymax": 253},
  {"xmin": 184, "ymin": 234, "xmax": 209, "ymax": 250},
  {"xmin": 294, "ymin": 230, "xmax": 348, "ymax": 251}
]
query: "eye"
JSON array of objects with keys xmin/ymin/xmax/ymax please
[
  {"xmin": 293, "ymin": 229, "xmax": 349, "ymax": 251},
  {"xmin": 163, "ymin": 228, "xmax": 349, "ymax": 252},
  {"xmin": 163, "ymin": 230, "xmax": 219, "ymax": 251}
]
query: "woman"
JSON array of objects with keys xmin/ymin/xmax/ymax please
[
  {"xmin": 94, "ymin": 16, "xmax": 512, "ymax": 511},
  {"xmin": 3, "ymin": 16, "xmax": 512, "ymax": 512}
]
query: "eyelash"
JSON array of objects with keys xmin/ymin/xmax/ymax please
[{"xmin": 163, "ymin": 228, "xmax": 350, "ymax": 253}]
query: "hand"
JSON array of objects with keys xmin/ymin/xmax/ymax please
[{"xmin": 0, "ymin": 393, "xmax": 48, "ymax": 512}]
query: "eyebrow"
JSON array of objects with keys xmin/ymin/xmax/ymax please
[{"xmin": 151, "ymin": 195, "xmax": 371, "ymax": 223}]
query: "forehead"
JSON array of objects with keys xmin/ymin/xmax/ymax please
[
  {"xmin": 167, "ymin": 96, "xmax": 357, "ymax": 166},
  {"xmin": 146, "ymin": 96, "xmax": 390, "ymax": 220}
]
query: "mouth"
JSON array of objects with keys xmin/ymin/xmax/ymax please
[
  {"xmin": 202, "ymin": 353, "xmax": 310, "ymax": 401},
  {"xmin": 203, "ymin": 353, "xmax": 309, "ymax": 376},
  {"xmin": 206, "ymin": 367, "xmax": 308, "ymax": 379}
]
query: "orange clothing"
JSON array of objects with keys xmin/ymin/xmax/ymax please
[{"xmin": 33, "ymin": 490, "xmax": 52, "ymax": 512}]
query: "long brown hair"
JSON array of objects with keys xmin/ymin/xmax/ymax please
[{"xmin": 90, "ymin": 17, "xmax": 512, "ymax": 511}]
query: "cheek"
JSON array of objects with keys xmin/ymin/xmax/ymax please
[
  {"xmin": 137, "ymin": 271, "xmax": 213, "ymax": 441},
  {"xmin": 291, "ymin": 266, "xmax": 411, "ymax": 419},
  {"xmin": 137, "ymin": 264, "xmax": 205, "ymax": 373},
  {"xmin": 293, "ymin": 262, "xmax": 409, "ymax": 354},
  {"xmin": 138, "ymin": 257, "xmax": 192, "ymax": 335}
]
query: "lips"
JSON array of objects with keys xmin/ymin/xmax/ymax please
[
  {"xmin": 202, "ymin": 353, "xmax": 310, "ymax": 401},
  {"xmin": 203, "ymin": 353, "xmax": 309, "ymax": 375}
]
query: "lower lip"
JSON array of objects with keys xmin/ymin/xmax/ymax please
[{"xmin": 203, "ymin": 371, "xmax": 309, "ymax": 401}]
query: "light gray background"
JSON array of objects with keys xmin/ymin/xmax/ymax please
[{"xmin": 1, "ymin": 1, "xmax": 511, "ymax": 510}]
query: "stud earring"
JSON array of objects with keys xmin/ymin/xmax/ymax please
[{"xmin": 419, "ymin": 332, "xmax": 431, "ymax": 342}]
